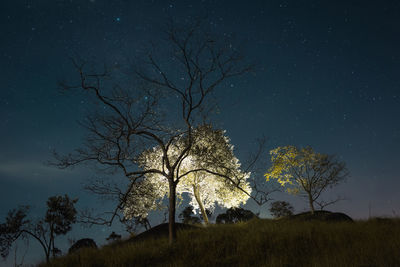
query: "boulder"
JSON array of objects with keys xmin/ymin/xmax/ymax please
[
  {"xmin": 68, "ymin": 238, "xmax": 97, "ymax": 254},
  {"xmin": 289, "ymin": 210, "xmax": 353, "ymax": 222}
]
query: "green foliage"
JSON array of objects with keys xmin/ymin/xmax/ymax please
[
  {"xmin": 42, "ymin": 218, "xmax": 400, "ymax": 267},
  {"xmin": 269, "ymin": 201, "xmax": 294, "ymax": 218}
]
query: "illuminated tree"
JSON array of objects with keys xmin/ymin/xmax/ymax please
[
  {"xmin": 123, "ymin": 125, "xmax": 252, "ymax": 224},
  {"xmin": 0, "ymin": 195, "xmax": 77, "ymax": 263},
  {"xmin": 54, "ymin": 19, "xmax": 253, "ymax": 243},
  {"xmin": 264, "ymin": 146, "xmax": 348, "ymax": 214}
]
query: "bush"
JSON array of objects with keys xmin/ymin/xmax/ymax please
[
  {"xmin": 269, "ymin": 201, "xmax": 294, "ymax": 218},
  {"xmin": 216, "ymin": 207, "xmax": 257, "ymax": 224}
]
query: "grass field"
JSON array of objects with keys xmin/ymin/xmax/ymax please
[{"xmin": 42, "ymin": 218, "xmax": 400, "ymax": 267}]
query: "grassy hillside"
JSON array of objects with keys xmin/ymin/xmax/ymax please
[{"xmin": 43, "ymin": 218, "xmax": 400, "ymax": 267}]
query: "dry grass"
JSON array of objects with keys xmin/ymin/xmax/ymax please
[{"xmin": 42, "ymin": 218, "xmax": 400, "ymax": 267}]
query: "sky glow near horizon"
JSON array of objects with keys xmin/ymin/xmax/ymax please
[{"xmin": 1, "ymin": 0, "xmax": 400, "ymax": 265}]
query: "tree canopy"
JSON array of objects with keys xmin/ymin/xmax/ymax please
[
  {"xmin": 216, "ymin": 207, "xmax": 257, "ymax": 224},
  {"xmin": 123, "ymin": 125, "xmax": 252, "ymax": 224},
  {"xmin": 269, "ymin": 201, "xmax": 294, "ymax": 218},
  {"xmin": 54, "ymin": 19, "xmax": 253, "ymax": 243},
  {"xmin": 264, "ymin": 146, "xmax": 348, "ymax": 214}
]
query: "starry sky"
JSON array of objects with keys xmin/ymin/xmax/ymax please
[{"xmin": 1, "ymin": 0, "xmax": 400, "ymax": 264}]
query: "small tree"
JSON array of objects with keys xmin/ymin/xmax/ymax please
[
  {"xmin": 264, "ymin": 146, "xmax": 348, "ymax": 214},
  {"xmin": 0, "ymin": 195, "xmax": 77, "ymax": 263},
  {"xmin": 216, "ymin": 207, "xmax": 257, "ymax": 224},
  {"xmin": 178, "ymin": 206, "xmax": 201, "ymax": 224},
  {"xmin": 269, "ymin": 201, "xmax": 294, "ymax": 218}
]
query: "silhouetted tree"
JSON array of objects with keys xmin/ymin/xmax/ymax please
[
  {"xmin": 53, "ymin": 19, "xmax": 253, "ymax": 244},
  {"xmin": 265, "ymin": 146, "xmax": 349, "ymax": 214},
  {"xmin": 0, "ymin": 195, "xmax": 77, "ymax": 263},
  {"xmin": 269, "ymin": 201, "xmax": 294, "ymax": 218},
  {"xmin": 179, "ymin": 206, "xmax": 201, "ymax": 224},
  {"xmin": 216, "ymin": 207, "xmax": 257, "ymax": 224}
]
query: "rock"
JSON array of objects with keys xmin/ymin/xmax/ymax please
[
  {"xmin": 325, "ymin": 212, "xmax": 353, "ymax": 222},
  {"xmin": 68, "ymin": 238, "xmax": 97, "ymax": 254},
  {"xmin": 289, "ymin": 210, "xmax": 353, "ymax": 222}
]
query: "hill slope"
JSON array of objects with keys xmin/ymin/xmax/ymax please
[{"xmin": 43, "ymin": 218, "xmax": 400, "ymax": 267}]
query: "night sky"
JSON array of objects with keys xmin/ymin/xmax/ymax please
[{"xmin": 1, "ymin": 0, "xmax": 400, "ymax": 265}]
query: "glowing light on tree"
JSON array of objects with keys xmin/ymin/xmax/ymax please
[
  {"xmin": 264, "ymin": 146, "xmax": 348, "ymax": 214},
  {"xmin": 124, "ymin": 125, "xmax": 251, "ymax": 224}
]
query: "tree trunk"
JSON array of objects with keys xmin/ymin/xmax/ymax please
[
  {"xmin": 308, "ymin": 193, "xmax": 315, "ymax": 215},
  {"xmin": 45, "ymin": 251, "xmax": 50, "ymax": 263},
  {"xmin": 193, "ymin": 185, "xmax": 209, "ymax": 224},
  {"xmin": 144, "ymin": 218, "xmax": 151, "ymax": 230},
  {"xmin": 50, "ymin": 225, "xmax": 55, "ymax": 258},
  {"xmin": 168, "ymin": 180, "xmax": 177, "ymax": 244}
]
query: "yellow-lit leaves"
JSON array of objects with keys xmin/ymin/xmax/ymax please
[
  {"xmin": 264, "ymin": 146, "xmax": 316, "ymax": 193},
  {"xmin": 264, "ymin": 145, "xmax": 347, "ymax": 201}
]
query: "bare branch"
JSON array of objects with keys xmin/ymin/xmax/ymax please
[
  {"xmin": 315, "ymin": 196, "xmax": 346, "ymax": 211},
  {"xmin": 52, "ymin": 19, "xmax": 253, "ymax": 244}
]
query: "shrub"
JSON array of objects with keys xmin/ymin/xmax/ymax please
[{"xmin": 269, "ymin": 201, "xmax": 294, "ymax": 218}]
